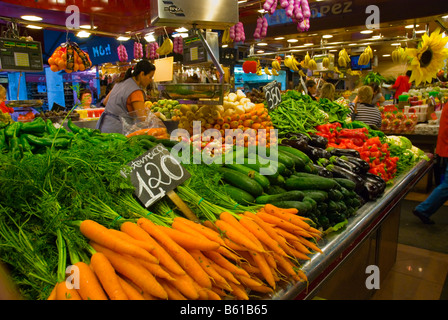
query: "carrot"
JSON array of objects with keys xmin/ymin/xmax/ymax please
[
  {"xmin": 165, "ymin": 273, "xmax": 199, "ymax": 300},
  {"xmin": 289, "ymin": 239, "xmax": 312, "ymax": 255},
  {"xmin": 295, "ymin": 236, "xmax": 323, "ymax": 253},
  {"xmin": 137, "ymin": 218, "xmax": 212, "ymax": 289},
  {"xmin": 228, "ymin": 282, "xmax": 249, "ymax": 300},
  {"xmin": 217, "ymin": 246, "xmax": 246, "ymax": 263},
  {"xmin": 272, "ymin": 252, "xmax": 300, "ymax": 278},
  {"xmin": 79, "ymin": 220, "xmax": 156, "ymax": 263},
  {"xmin": 47, "ymin": 283, "xmax": 58, "ymax": 300},
  {"xmin": 157, "ymin": 225, "xmax": 220, "ymax": 251},
  {"xmin": 117, "ymin": 277, "xmax": 144, "ymax": 300},
  {"xmin": 159, "ymin": 280, "xmax": 187, "ymax": 300},
  {"xmin": 204, "ymin": 250, "xmax": 250, "ymax": 278},
  {"xmin": 204, "ymin": 288, "xmax": 222, "ymax": 300},
  {"xmin": 220, "ymin": 212, "xmax": 265, "ymax": 250},
  {"xmin": 256, "ymin": 212, "xmax": 314, "ymax": 238},
  {"xmin": 264, "ymin": 204, "xmax": 314, "ymax": 231},
  {"xmin": 250, "ymin": 251, "xmax": 276, "ymax": 288},
  {"xmin": 90, "ymin": 242, "xmax": 168, "ymax": 299},
  {"xmin": 121, "ymin": 222, "xmax": 185, "ymax": 276},
  {"xmin": 215, "ymin": 219, "xmax": 263, "ymax": 252},
  {"xmin": 223, "ymin": 237, "xmax": 248, "ymax": 252},
  {"xmin": 171, "ymin": 217, "xmax": 226, "ymax": 246},
  {"xmin": 208, "ymin": 259, "xmax": 241, "ymax": 285},
  {"xmin": 126, "ymin": 128, "xmax": 152, "ymax": 138},
  {"xmin": 191, "ymin": 280, "xmax": 209, "ymax": 300},
  {"xmin": 56, "ymin": 281, "xmax": 82, "ymax": 300},
  {"xmin": 136, "ymin": 259, "xmax": 175, "ymax": 281},
  {"xmin": 188, "ymin": 249, "xmax": 230, "ymax": 290},
  {"xmin": 75, "ymin": 261, "xmax": 108, "ymax": 300},
  {"xmin": 108, "ymin": 229, "xmax": 157, "ymax": 254},
  {"xmin": 90, "ymin": 252, "xmax": 128, "ymax": 300}
]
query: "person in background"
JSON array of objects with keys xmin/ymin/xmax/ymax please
[
  {"xmin": 0, "ymin": 85, "xmax": 14, "ymax": 114},
  {"xmin": 392, "ymin": 70, "xmax": 412, "ymax": 102},
  {"xmin": 349, "ymin": 85, "xmax": 382, "ymax": 129},
  {"xmin": 78, "ymin": 89, "xmax": 96, "ymax": 109},
  {"xmin": 96, "ymin": 59, "xmax": 155, "ymax": 134},
  {"xmin": 319, "ymin": 83, "xmax": 336, "ymax": 101},
  {"xmin": 413, "ymin": 102, "xmax": 448, "ymax": 224},
  {"xmin": 306, "ymin": 80, "xmax": 318, "ymax": 101},
  {"xmin": 369, "ymin": 82, "xmax": 385, "ymax": 106}
]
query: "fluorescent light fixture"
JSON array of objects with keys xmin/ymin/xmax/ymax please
[
  {"xmin": 348, "ymin": 43, "xmax": 357, "ymax": 46},
  {"xmin": 329, "ymin": 49, "xmax": 338, "ymax": 52},
  {"xmin": 371, "ymin": 35, "xmax": 382, "ymax": 39},
  {"xmin": 287, "ymin": 38, "xmax": 299, "ymax": 43},
  {"xmin": 117, "ymin": 36, "xmax": 131, "ymax": 41},
  {"xmin": 360, "ymin": 30, "xmax": 373, "ymax": 34},
  {"xmin": 257, "ymin": 50, "xmax": 264, "ymax": 53},
  {"xmin": 405, "ymin": 24, "xmax": 419, "ymax": 28},
  {"xmin": 21, "ymin": 15, "xmax": 42, "ymax": 21},
  {"xmin": 26, "ymin": 25, "xmax": 43, "ymax": 30},
  {"xmin": 238, "ymin": 0, "xmax": 248, "ymax": 3},
  {"xmin": 382, "ymin": 54, "xmax": 391, "ymax": 57},
  {"xmin": 257, "ymin": 9, "xmax": 267, "ymax": 13},
  {"xmin": 443, "ymin": 15, "xmax": 448, "ymax": 19},
  {"xmin": 391, "ymin": 43, "xmax": 401, "ymax": 46},
  {"xmin": 175, "ymin": 27, "xmax": 188, "ymax": 33},
  {"xmin": 257, "ymin": 42, "xmax": 268, "ymax": 46},
  {"xmin": 415, "ymin": 30, "xmax": 427, "ymax": 34},
  {"xmin": 303, "ymin": 43, "xmax": 314, "ymax": 46},
  {"xmin": 222, "ymin": 44, "xmax": 228, "ymax": 48},
  {"xmin": 144, "ymin": 34, "xmax": 156, "ymax": 42},
  {"xmin": 322, "ymin": 34, "xmax": 333, "ymax": 39},
  {"xmin": 80, "ymin": 25, "xmax": 98, "ymax": 30},
  {"xmin": 275, "ymin": 37, "xmax": 285, "ymax": 40},
  {"xmin": 77, "ymin": 31, "xmax": 91, "ymax": 38},
  {"xmin": 172, "ymin": 32, "xmax": 188, "ymax": 38}
]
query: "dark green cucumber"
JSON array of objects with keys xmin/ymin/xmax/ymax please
[
  {"xmin": 269, "ymin": 200, "xmax": 314, "ymax": 214},
  {"xmin": 276, "ymin": 149, "xmax": 307, "ymax": 170},
  {"xmin": 255, "ymin": 190, "xmax": 305, "ymax": 204},
  {"xmin": 277, "ymin": 145, "xmax": 311, "ymax": 164},
  {"xmin": 291, "ymin": 172, "xmax": 320, "ymax": 178},
  {"xmin": 333, "ymin": 178, "xmax": 356, "ymax": 191},
  {"xmin": 223, "ymin": 185, "xmax": 255, "ymax": 204},
  {"xmin": 285, "ymin": 176, "xmax": 338, "ymax": 191},
  {"xmin": 219, "ymin": 167, "xmax": 263, "ymax": 197},
  {"xmin": 266, "ymin": 185, "xmax": 287, "ymax": 195},
  {"xmin": 300, "ymin": 190, "xmax": 328, "ymax": 202},
  {"xmin": 328, "ymin": 189, "xmax": 344, "ymax": 201},
  {"xmin": 302, "ymin": 196, "xmax": 317, "ymax": 210},
  {"xmin": 224, "ymin": 163, "xmax": 270, "ymax": 189},
  {"xmin": 243, "ymin": 157, "xmax": 279, "ymax": 178}
]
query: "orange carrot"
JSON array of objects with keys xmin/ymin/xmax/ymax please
[
  {"xmin": 228, "ymin": 282, "xmax": 249, "ymax": 300},
  {"xmin": 220, "ymin": 212, "xmax": 265, "ymax": 251},
  {"xmin": 117, "ymin": 277, "xmax": 144, "ymax": 300},
  {"xmin": 75, "ymin": 261, "xmax": 108, "ymax": 300},
  {"xmin": 191, "ymin": 280, "xmax": 209, "ymax": 300},
  {"xmin": 136, "ymin": 259, "xmax": 175, "ymax": 281},
  {"xmin": 208, "ymin": 259, "xmax": 241, "ymax": 285},
  {"xmin": 90, "ymin": 252, "xmax": 128, "ymax": 300},
  {"xmin": 47, "ymin": 283, "xmax": 58, "ymax": 300},
  {"xmin": 137, "ymin": 218, "xmax": 212, "ymax": 289},
  {"xmin": 157, "ymin": 225, "xmax": 220, "ymax": 251},
  {"xmin": 159, "ymin": 280, "xmax": 187, "ymax": 300},
  {"xmin": 121, "ymin": 222, "xmax": 186, "ymax": 276},
  {"xmin": 188, "ymin": 249, "xmax": 230, "ymax": 290},
  {"xmin": 295, "ymin": 236, "xmax": 323, "ymax": 253},
  {"xmin": 166, "ymin": 273, "xmax": 200, "ymax": 300},
  {"xmin": 215, "ymin": 219, "xmax": 263, "ymax": 252},
  {"xmin": 223, "ymin": 237, "xmax": 248, "ymax": 252},
  {"xmin": 172, "ymin": 217, "xmax": 226, "ymax": 246},
  {"xmin": 204, "ymin": 288, "xmax": 222, "ymax": 300},
  {"xmin": 250, "ymin": 251, "xmax": 276, "ymax": 288},
  {"xmin": 108, "ymin": 229, "xmax": 157, "ymax": 254},
  {"xmin": 79, "ymin": 220, "xmax": 157, "ymax": 263},
  {"xmin": 256, "ymin": 212, "xmax": 314, "ymax": 237},
  {"xmin": 203, "ymin": 250, "xmax": 250, "ymax": 278},
  {"xmin": 56, "ymin": 281, "xmax": 82, "ymax": 300},
  {"xmin": 264, "ymin": 204, "xmax": 315, "ymax": 231},
  {"xmin": 90, "ymin": 242, "xmax": 168, "ymax": 299}
]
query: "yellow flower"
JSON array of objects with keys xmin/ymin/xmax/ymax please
[{"xmin": 405, "ymin": 28, "xmax": 448, "ymax": 86}]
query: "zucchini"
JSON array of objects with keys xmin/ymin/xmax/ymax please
[
  {"xmin": 285, "ymin": 176, "xmax": 338, "ymax": 191},
  {"xmin": 255, "ymin": 190, "xmax": 305, "ymax": 204},
  {"xmin": 333, "ymin": 177, "xmax": 357, "ymax": 191},
  {"xmin": 269, "ymin": 200, "xmax": 314, "ymax": 214},
  {"xmin": 224, "ymin": 163, "xmax": 270, "ymax": 189},
  {"xmin": 277, "ymin": 145, "xmax": 311, "ymax": 164},
  {"xmin": 300, "ymin": 190, "xmax": 328, "ymax": 202},
  {"xmin": 328, "ymin": 189, "xmax": 344, "ymax": 201},
  {"xmin": 223, "ymin": 185, "xmax": 255, "ymax": 204},
  {"xmin": 266, "ymin": 185, "xmax": 287, "ymax": 195},
  {"xmin": 218, "ymin": 167, "xmax": 263, "ymax": 197}
]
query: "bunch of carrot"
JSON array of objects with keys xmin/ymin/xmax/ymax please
[
  {"xmin": 126, "ymin": 127, "xmax": 169, "ymax": 139},
  {"xmin": 46, "ymin": 203, "xmax": 322, "ymax": 300}
]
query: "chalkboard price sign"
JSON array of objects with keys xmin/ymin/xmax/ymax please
[
  {"xmin": 263, "ymin": 80, "xmax": 282, "ymax": 110},
  {"xmin": 123, "ymin": 144, "xmax": 191, "ymax": 208}
]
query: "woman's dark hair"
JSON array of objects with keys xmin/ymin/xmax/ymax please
[
  {"xmin": 79, "ymin": 88, "xmax": 92, "ymax": 99},
  {"xmin": 306, "ymin": 80, "xmax": 316, "ymax": 89},
  {"xmin": 123, "ymin": 59, "xmax": 156, "ymax": 81},
  {"xmin": 369, "ymin": 82, "xmax": 380, "ymax": 93}
]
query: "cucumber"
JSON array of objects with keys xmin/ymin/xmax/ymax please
[
  {"xmin": 255, "ymin": 190, "xmax": 305, "ymax": 204},
  {"xmin": 285, "ymin": 176, "xmax": 338, "ymax": 191},
  {"xmin": 339, "ymin": 187, "xmax": 351, "ymax": 199},
  {"xmin": 302, "ymin": 196, "xmax": 317, "ymax": 210},
  {"xmin": 223, "ymin": 185, "xmax": 255, "ymax": 204},
  {"xmin": 277, "ymin": 149, "xmax": 307, "ymax": 170},
  {"xmin": 224, "ymin": 163, "xmax": 270, "ymax": 189},
  {"xmin": 219, "ymin": 167, "xmax": 264, "ymax": 197},
  {"xmin": 328, "ymin": 189, "xmax": 344, "ymax": 201},
  {"xmin": 260, "ymin": 150, "xmax": 295, "ymax": 169},
  {"xmin": 300, "ymin": 190, "xmax": 328, "ymax": 202},
  {"xmin": 277, "ymin": 145, "xmax": 311, "ymax": 164},
  {"xmin": 291, "ymin": 172, "xmax": 320, "ymax": 178},
  {"xmin": 333, "ymin": 178, "xmax": 356, "ymax": 191},
  {"xmin": 266, "ymin": 185, "xmax": 287, "ymax": 195},
  {"xmin": 327, "ymin": 200, "xmax": 341, "ymax": 213},
  {"xmin": 243, "ymin": 157, "xmax": 279, "ymax": 178},
  {"xmin": 267, "ymin": 174, "xmax": 285, "ymax": 187},
  {"xmin": 303, "ymin": 163, "xmax": 318, "ymax": 174},
  {"xmin": 269, "ymin": 200, "xmax": 314, "ymax": 214},
  {"xmin": 317, "ymin": 202, "xmax": 328, "ymax": 214}
]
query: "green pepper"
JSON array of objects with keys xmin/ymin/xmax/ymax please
[
  {"xmin": 20, "ymin": 135, "xmax": 33, "ymax": 154},
  {"xmin": 5, "ymin": 122, "xmax": 23, "ymax": 139},
  {"xmin": 21, "ymin": 118, "xmax": 47, "ymax": 134},
  {"xmin": 9, "ymin": 134, "xmax": 23, "ymax": 160},
  {"xmin": 105, "ymin": 133, "xmax": 127, "ymax": 141},
  {"xmin": 0, "ymin": 129, "xmax": 6, "ymax": 152},
  {"xmin": 24, "ymin": 134, "xmax": 71, "ymax": 149},
  {"xmin": 46, "ymin": 119, "xmax": 58, "ymax": 135},
  {"xmin": 67, "ymin": 118, "xmax": 82, "ymax": 134}
]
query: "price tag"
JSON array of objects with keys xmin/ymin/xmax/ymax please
[
  {"xmin": 263, "ymin": 80, "xmax": 282, "ymax": 110},
  {"xmin": 122, "ymin": 144, "xmax": 191, "ymax": 208}
]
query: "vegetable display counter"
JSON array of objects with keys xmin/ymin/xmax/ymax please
[{"xmin": 271, "ymin": 156, "xmax": 433, "ymax": 300}]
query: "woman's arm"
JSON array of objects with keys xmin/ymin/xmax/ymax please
[{"xmin": 132, "ymin": 100, "xmax": 148, "ymax": 121}]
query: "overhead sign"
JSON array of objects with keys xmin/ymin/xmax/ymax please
[{"xmin": 0, "ymin": 38, "xmax": 43, "ymax": 72}]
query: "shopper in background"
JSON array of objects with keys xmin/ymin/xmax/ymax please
[
  {"xmin": 349, "ymin": 85, "xmax": 382, "ymax": 129},
  {"xmin": 78, "ymin": 89, "xmax": 96, "ymax": 109},
  {"xmin": 0, "ymin": 85, "xmax": 14, "ymax": 114},
  {"xmin": 392, "ymin": 70, "xmax": 412, "ymax": 102},
  {"xmin": 319, "ymin": 83, "xmax": 336, "ymax": 101},
  {"xmin": 370, "ymin": 82, "xmax": 385, "ymax": 106},
  {"xmin": 306, "ymin": 80, "xmax": 318, "ymax": 101},
  {"xmin": 97, "ymin": 59, "xmax": 155, "ymax": 134},
  {"xmin": 413, "ymin": 102, "xmax": 448, "ymax": 224}
]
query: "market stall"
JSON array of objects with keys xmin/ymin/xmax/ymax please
[{"xmin": 0, "ymin": 0, "xmax": 447, "ymax": 303}]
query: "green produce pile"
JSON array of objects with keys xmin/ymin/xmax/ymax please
[
  {"xmin": 268, "ymin": 90, "xmax": 350, "ymax": 137},
  {"xmin": 386, "ymin": 135, "xmax": 430, "ymax": 176}
]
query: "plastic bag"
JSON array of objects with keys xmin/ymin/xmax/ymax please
[{"xmin": 121, "ymin": 109, "xmax": 169, "ymax": 139}]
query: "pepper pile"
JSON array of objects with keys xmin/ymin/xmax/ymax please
[{"xmin": 315, "ymin": 122, "xmax": 399, "ymax": 182}]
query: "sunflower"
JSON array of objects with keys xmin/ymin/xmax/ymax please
[{"xmin": 405, "ymin": 28, "xmax": 448, "ymax": 86}]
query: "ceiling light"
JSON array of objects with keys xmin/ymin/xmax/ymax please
[
  {"xmin": 382, "ymin": 54, "xmax": 391, "ymax": 57},
  {"xmin": 222, "ymin": 44, "xmax": 228, "ymax": 48},
  {"xmin": 391, "ymin": 43, "xmax": 401, "ymax": 46},
  {"xmin": 80, "ymin": 25, "xmax": 98, "ymax": 30},
  {"xmin": 257, "ymin": 42, "xmax": 268, "ymax": 46},
  {"xmin": 275, "ymin": 37, "xmax": 285, "ymax": 40},
  {"xmin": 303, "ymin": 43, "xmax": 314, "ymax": 46},
  {"xmin": 371, "ymin": 35, "xmax": 382, "ymax": 39},
  {"xmin": 348, "ymin": 43, "xmax": 357, "ymax": 46},
  {"xmin": 257, "ymin": 9, "xmax": 267, "ymax": 13},
  {"xmin": 322, "ymin": 35, "xmax": 333, "ymax": 39},
  {"xmin": 405, "ymin": 24, "xmax": 419, "ymax": 28},
  {"xmin": 415, "ymin": 30, "xmax": 427, "ymax": 34},
  {"xmin": 117, "ymin": 36, "xmax": 131, "ymax": 41},
  {"xmin": 257, "ymin": 50, "xmax": 265, "ymax": 53},
  {"xmin": 329, "ymin": 49, "xmax": 338, "ymax": 52},
  {"xmin": 144, "ymin": 34, "xmax": 156, "ymax": 42},
  {"xmin": 77, "ymin": 31, "xmax": 91, "ymax": 38},
  {"xmin": 287, "ymin": 39, "xmax": 299, "ymax": 43},
  {"xmin": 238, "ymin": 0, "xmax": 248, "ymax": 3},
  {"xmin": 175, "ymin": 27, "xmax": 188, "ymax": 33},
  {"xmin": 360, "ymin": 30, "xmax": 373, "ymax": 34},
  {"xmin": 443, "ymin": 15, "xmax": 448, "ymax": 19},
  {"xmin": 21, "ymin": 15, "xmax": 42, "ymax": 22},
  {"xmin": 26, "ymin": 25, "xmax": 43, "ymax": 30}
]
